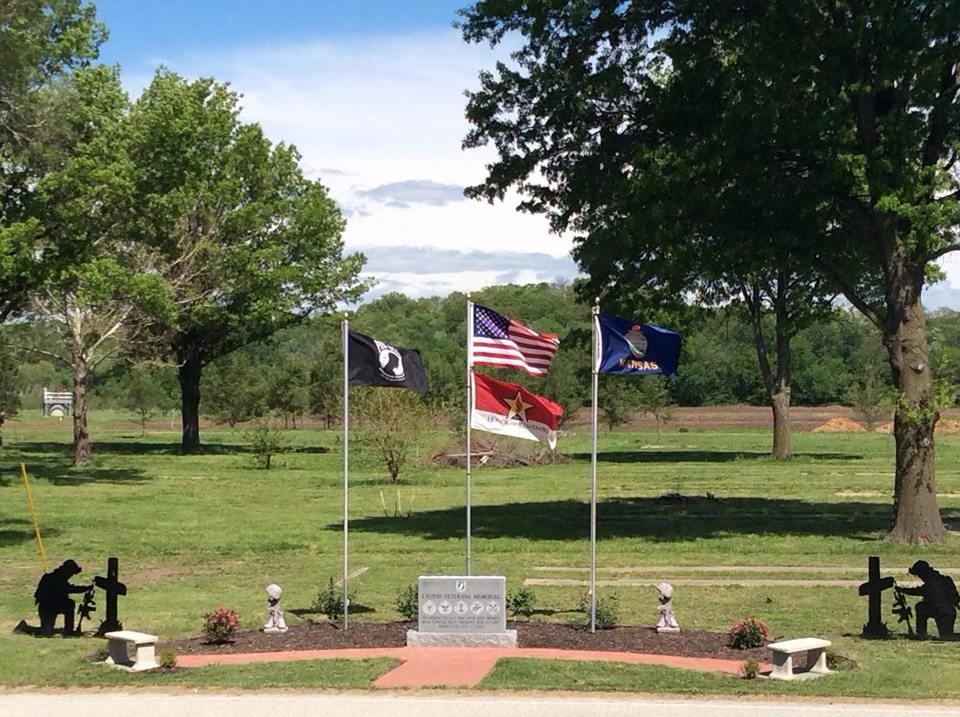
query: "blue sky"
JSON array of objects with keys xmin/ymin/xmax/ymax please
[
  {"xmin": 95, "ymin": 1, "xmax": 467, "ymax": 71},
  {"xmin": 92, "ymin": 0, "xmax": 577, "ymax": 301},
  {"xmin": 89, "ymin": 1, "xmax": 959, "ymax": 308}
]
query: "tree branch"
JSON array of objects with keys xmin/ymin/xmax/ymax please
[
  {"xmin": 6, "ymin": 344, "xmax": 69, "ymax": 366},
  {"xmin": 813, "ymin": 257, "xmax": 883, "ymax": 328},
  {"xmin": 928, "ymin": 242, "xmax": 960, "ymax": 261}
]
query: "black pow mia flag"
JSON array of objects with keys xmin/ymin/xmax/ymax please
[{"xmin": 348, "ymin": 330, "xmax": 428, "ymax": 396}]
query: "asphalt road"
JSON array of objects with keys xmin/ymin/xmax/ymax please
[{"xmin": 1, "ymin": 692, "xmax": 958, "ymax": 717}]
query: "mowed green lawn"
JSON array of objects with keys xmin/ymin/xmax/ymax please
[{"xmin": 1, "ymin": 409, "xmax": 959, "ymax": 696}]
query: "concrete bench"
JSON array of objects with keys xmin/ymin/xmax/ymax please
[
  {"xmin": 767, "ymin": 637, "xmax": 831, "ymax": 680},
  {"xmin": 104, "ymin": 630, "xmax": 159, "ymax": 672}
]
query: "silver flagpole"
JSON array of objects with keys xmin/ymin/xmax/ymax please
[
  {"xmin": 465, "ymin": 295, "xmax": 474, "ymax": 575},
  {"xmin": 590, "ymin": 299, "xmax": 600, "ymax": 633},
  {"xmin": 342, "ymin": 314, "xmax": 350, "ymax": 630}
]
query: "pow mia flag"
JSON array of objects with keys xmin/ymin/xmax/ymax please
[{"xmin": 348, "ymin": 330, "xmax": 428, "ymax": 395}]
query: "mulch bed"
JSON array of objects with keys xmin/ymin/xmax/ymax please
[{"xmin": 165, "ymin": 620, "xmax": 769, "ymax": 662}]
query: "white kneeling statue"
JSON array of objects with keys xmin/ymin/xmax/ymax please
[{"xmin": 263, "ymin": 583, "xmax": 288, "ymax": 633}]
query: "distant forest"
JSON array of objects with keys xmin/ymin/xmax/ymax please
[{"xmin": 5, "ymin": 282, "xmax": 959, "ymax": 427}]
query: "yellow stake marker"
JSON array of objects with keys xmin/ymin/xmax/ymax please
[{"xmin": 20, "ymin": 463, "xmax": 48, "ymax": 572}]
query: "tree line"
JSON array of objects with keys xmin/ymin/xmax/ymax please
[{"xmin": 5, "ymin": 282, "xmax": 958, "ymax": 431}]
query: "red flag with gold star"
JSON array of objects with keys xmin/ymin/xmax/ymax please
[{"xmin": 471, "ymin": 373, "xmax": 563, "ymax": 449}]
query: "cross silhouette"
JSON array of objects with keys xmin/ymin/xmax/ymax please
[
  {"xmin": 94, "ymin": 557, "xmax": 127, "ymax": 635},
  {"xmin": 859, "ymin": 555, "xmax": 894, "ymax": 638}
]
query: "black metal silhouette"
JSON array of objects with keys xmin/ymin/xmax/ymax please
[
  {"xmin": 896, "ymin": 560, "xmax": 960, "ymax": 640},
  {"xmin": 859, "ymin": 556, "xmax": 895, "ymax": 638},
  {"xmin": 33, "ymin": 559, "xmax": 91, "ymax": 636},
  {"xmin": 76, "ymin": 586, "xmax": 97, "ymax": 633},
  {"xmin": 94, "ymin": 556, "xmax": 127, "ymax": 635},
  {"xmin": 892, "ymin": 587, "xmax": 914, "ymax": 637}
]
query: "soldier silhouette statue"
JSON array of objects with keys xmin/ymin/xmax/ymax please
[
  {"xmin": 33, "ymin": 560, "xmax": 92, "ymax": 636},
  {"xmin": 895, "ymin": 560, "xmax": 960, "ymax": 640}
]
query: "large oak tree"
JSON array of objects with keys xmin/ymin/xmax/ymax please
[
  {"xmin": 20, "ymin": 66, "xmax": 173, "ymax": 465},
  {"xmin": 460, "ymin": 1, "xmax": 960, "ymax": 541},
  {"xmin": 126, "ymin": 71, "xmax": 367, "ymax": 452}
]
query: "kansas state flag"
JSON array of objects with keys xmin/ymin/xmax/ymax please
[{"xmin": 595, "ymin": 314, "xmax": 681, "ymax": 377}]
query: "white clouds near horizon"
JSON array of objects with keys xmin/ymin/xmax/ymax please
[
  {"xmin": 122, "ymin": 29, "xmax": 960, "ymax": 308},
  {"xmin": 137, "ymin": 30, "xmax": 578, "ymax": 299}
]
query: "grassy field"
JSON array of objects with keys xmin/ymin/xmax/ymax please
[{"xmin": 1, "ymin": 409, "xmax": 959, "ymax": 695}]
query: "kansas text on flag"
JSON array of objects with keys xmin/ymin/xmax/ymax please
[
  {"xmin": 471, "ymin": 373, "xmax": 564, "ymax": 449},
  {"xmin": 594, "ymin": 314, "xmax": 681, "ymax": 377},
  {"xmin": 471, "ymin": 303, "xmax": 560, "ymax": 377}
]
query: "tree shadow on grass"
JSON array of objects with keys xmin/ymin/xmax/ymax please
[
  {"xmin": 3, "ymin": 459, "xmax": 149, "ymax": 486},
  {"xmin": 568, "ymin": 450, "xmax": 864, "ymax": 463},
  {"xmin": 343, "ymin": 496, "xmax": 912, "ymax": 542},
  {"xmin": 11, "ymin": 440, "xmax": 329, "ymax": 457},
  {"xmin": 288, "ymin": 604, "xmax": 376, "ymax": 620},
  {"xmin": 0, "ymin": 517, "xmax": 61, "ymax": 547}
]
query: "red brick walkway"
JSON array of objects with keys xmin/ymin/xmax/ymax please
[{"xmin": 176, "ymin": 646, "xmax": 753, "ymax": 688}]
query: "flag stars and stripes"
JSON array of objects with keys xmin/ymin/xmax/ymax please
[{"xmin": 471, "ymin": 303, "xmax": 560, "ymax": 377}]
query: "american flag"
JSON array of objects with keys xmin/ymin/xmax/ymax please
[{"xmin": 471, "ymin": 303, "xmax": 560, "ymax": 377}]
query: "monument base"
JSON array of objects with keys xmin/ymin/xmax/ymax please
[
  {"xmin": 406, "ymin": 629, "xmax": 517, "ymax": 647},
  {"xmin": 657, "ymin": 626, "xmax": 681, "ymax": 634}
]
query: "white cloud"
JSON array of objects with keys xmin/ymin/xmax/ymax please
[
  {"xmin": 356, "ymin": 180, "xmax": 466, "ymax": 208},
  {"xmin": 149, "ymin": 28, "xmax": 574, "ymax": 296},
  {"xmin": 124, "ymin": 30, "xmax": 960, "ymax": 308},
  {"xmin": 929, "ymin": 252, "xmax": 960, "ymax": 310},
  {"xmin": 366, "ymin": 269, "xmax": 562, "ymax": 300}
]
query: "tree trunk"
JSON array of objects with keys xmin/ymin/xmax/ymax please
[
  {"xmin": 883, "ymin": 282, "xmax": 946, "ymax": 543},
  {"xmin": 177, "ymin": 339, "xmax": 203, "ymax": 454},
  {"xmin": 744, "ymin": 276, "xmax": 793, "ymax": 459},
  {"xmin": 72, "ymin": 358, "xmax": 90, "ymax": 466},
  {"xmin": 771, "ymin": 388, "xmax": 791, "ymax": 459},
  {"xmin": 770, "ymin": 285, "xmax": 793, "ymax": 459}
]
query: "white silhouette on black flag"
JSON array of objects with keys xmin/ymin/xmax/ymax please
[{"xmin": 347, "ymin": 330, "xmax": 428, "ymax": 395}]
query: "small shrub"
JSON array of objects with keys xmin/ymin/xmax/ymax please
[
  {"xmin": 202, "ymin": 607, "xmax": 239, "ymax": 643},
  {"xmin": 313, "ymin": 577, "xmax": 352, "ymax": 622},
  {"xmin": 506, "ymin": 587, "xmax": 537, "ymax": 618},
  {"xmin": 741, "ymin": 657, "xmax": 760, "ymax": 679},
  {"xmin": 579, "ymin": 591, "xmax": 620, "ymax": 629},
  {"xmin": 244, "ymin": 420, "xmax": 285, "ymax": 469},
  {"xmin": 159, "ymin": 648, "xmax": 177, "ymax": 669},
  {"xmin": 727, "ymin": 617, "xmax": 770, "ymax": 649},
  {"xmin": 396, "ymin": 583, "xmax": 419, "ymax": 621}
]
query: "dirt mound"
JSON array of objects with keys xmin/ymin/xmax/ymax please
[
  {"xmin": 426, "ymin": 437, "xmax": 566, "ymax": 469},
  {"xmin": 872, "ymin": 420, "xmax": 960, "ymax": 435},
  {"xmin": 938, "ymin": 420, "xmax": 960, "ymax": 435},
  {"xmin": 812, "ymin": 417, "xmax": 865, "ymax": 433}
]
